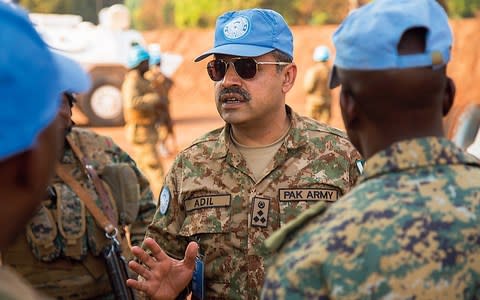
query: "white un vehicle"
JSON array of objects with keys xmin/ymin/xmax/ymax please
[{"xmin": 31, "ymin": 4, "xmax": 182, "ymax": 126}]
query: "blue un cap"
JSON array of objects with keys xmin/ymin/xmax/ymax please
[
  {"xmin": 329, "ymin": 0, "xmax": 452, "ymax": 89},
  {"xmin": 127, "ymin": 44, "xmax": 150, "ymax": 69},
  {"xmin": 0, "ymin": 2, "xmax": 91, "ymax": 161},
  {"xmin": 194, "ymin": 8, "xmax": 293, "ymax": 62},
  {"xmin": 313, "ymin": 45, "xmax": 330, "ymax": 62}
]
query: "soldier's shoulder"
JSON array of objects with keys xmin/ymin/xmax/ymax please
[
  {"xmin": 265, "ymin": 201, "xmax": 328, "ymax": 253},
  {"xmin": 125, "ymin": 69, "xmax": 139, "ymax": 78},
  {"xmin": 301, "ymin": 117, "xmax": 350, "ymax": 140},
  {"xmin": 71, "ymin": 128, "xmax": 116, "ymax": 150},
  {"xmin": 172, "ymin": 127, "xmax": 224, "ymax": 161},
  {"xmin": 187, "ymin": 127, "xmax": 224, "ymax": 148},
  {"xmin": 71, "ymin": 127, "xmax": 107, "ymax": 140}
]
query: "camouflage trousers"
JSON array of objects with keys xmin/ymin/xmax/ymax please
[{"xmin": 306, "ymin": 97, "xmax": 332, "ymax": 124}]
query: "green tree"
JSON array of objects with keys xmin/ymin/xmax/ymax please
[
  {"xmin": 20, "ymin": 0, "xmax": 123, "ymax": 23},
  {"xmin": 448, "ymin": 0, "xmax": 480, "ymax": 17},
  {"xmin": 126, "ymin": 0, "xmax": 480, "ymax": 30},
  {"xmin": 19, "ymin": 0, "xmax": 62, "ymax": 13}
]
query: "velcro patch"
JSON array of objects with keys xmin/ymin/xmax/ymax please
[
  {"xmin": 185, "ymin": 194, "xmax": 231, "ymax": 212},
  {"xmin": 279, "ymin": 188, "xmax": 339, "ymax": 202}
]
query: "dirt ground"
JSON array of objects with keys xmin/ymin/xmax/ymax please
[{"xmin": 77, "ymin": 17, "xmax": 480, "ymax": 194}]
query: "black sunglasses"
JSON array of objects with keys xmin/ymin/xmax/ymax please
[{"xmin": 206, "ymin": 57, "xmax": 290, "ymax": 81}]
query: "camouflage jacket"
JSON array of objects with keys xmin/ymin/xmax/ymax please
[
  {"xmin": 122, "ymin": 69, "xmax": 161, "ymax": 126},
  {"xmin": 146, "ymin": 106, "xmax": 361, "ymax": 299},
  {"xmin": 2, "ymin": 128, "xmax": 156, "ymax": 299},
  {"xmin": 261, "ymin": 137, "xmax": 480, "ymax": 300}
]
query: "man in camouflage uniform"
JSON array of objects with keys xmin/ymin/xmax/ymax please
[
  {"xmin": 303, "ymin": 45, "xmax": 332, "ymax": 124},
  {"xmin": 126, "ymin": 8, "xmax": 361, "ymax": 300},
  {"xmin": 0, "ymin": 2, "xmax": 90, "ymax": 299},
  {"xmin": 122, "ymin": 43, "xmax": 165, "ymax": 196},
  {"xmin": 262, "ymin": 1, "xmax": 480, "ymax": 299},
  {"xmin": 2, "ymin": 92, "xmax": 156, "ymax": 299},
  {"xmin": 145, "ymin": 53, "xmax": 176, "ymax": 157}
]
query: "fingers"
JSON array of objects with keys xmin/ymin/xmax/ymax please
[
  {"xmin": 128, "ymin": 260, "xmax": 151, "ymax": 280},
  {"xmin": 126, "ymin": 278, "xmax": 153, "ymax": 295},
  {"xmin": 131, "ymin": 244, "xmax": 158, "ymax": 270},
  {"xmin": 183, "ymin": 241, "xmax": 199, "ymax": 270},
  {"xmin": 144, "ymin": 237, "xmax": 169, "ymax": 262},
  {"xmin": 126, "ymin": 278, "xmax": 144, "ymax": 291}
]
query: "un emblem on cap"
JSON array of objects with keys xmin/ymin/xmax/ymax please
[{"xmin": 223, "ymin": 16, "xmax": 249, "ymax": 40}]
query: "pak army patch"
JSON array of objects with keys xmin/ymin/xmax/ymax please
[
  {"xmin": 159, "ymin": 186, "xmax": 171, "ymax": 215},
  {"xmin": 251, "ymin": 197, "xmax": 270, "ymax": 227}
]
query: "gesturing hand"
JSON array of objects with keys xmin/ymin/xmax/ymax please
[{"xmin": 127, "ymin": 237, "xmax": 199, "ymax": 300}]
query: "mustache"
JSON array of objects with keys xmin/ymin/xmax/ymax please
[{"xmin": 218, "ymin": 87, "xmax": 251, "ymax": 101}]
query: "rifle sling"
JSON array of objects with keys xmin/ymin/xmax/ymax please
[
  {"xmin": 56, "ymin": 163, "xmax": 115, "ymax": 235},
  {"xmin": 66, "ymin": 134, "xmax": 118, "ymax": 227}
]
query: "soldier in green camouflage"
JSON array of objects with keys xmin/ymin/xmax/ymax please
[
  {"xmin": 126, "ymin": 8, "xmax": 361, "ymax": 300},
  {"xmin": 2, "ymin": 93, "xmax": 157, "ymax": 299},
  {"xmin": 0, "ymin": 2, "xmax": 90, "ymax": 299},
  {"xmin": 261, "ymin": 0, "xmax": 480, "ymax": 299}
]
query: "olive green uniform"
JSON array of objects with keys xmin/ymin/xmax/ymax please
[
  {"xmin": 2, "ymin": 128, "xmax": 156, "ymax": 299},
  {"xmin": 304, "ymin": 62, "xmax": 332, "ymax": 124},
  {"xmin": 122, "ymin": 69, "xmax": 165, "ymax": 195},
  {"xmin": 147, "ymin": 106, "xmax": 361, "ymax": 299},
  {"xmin": 145, "ymin": 69, "xmax": 174, "ymax": 144},
  {"xmin": 262, "ymin": 137, "xmax": 480, "ymax": 299}
]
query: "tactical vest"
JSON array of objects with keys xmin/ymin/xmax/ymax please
[
  {"xmin": 123, "ymin": 70, "xmax": 159, "ymax": 126},
  {"xmin": 1, "ymin": 128, "xmax": 139, "ymax": 300}
]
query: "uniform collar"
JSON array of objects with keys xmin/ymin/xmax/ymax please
[
  {"xmin": 210, "ymin": 105, "xmax": 310, "ymax": 160},
  {"xmin": 359, "ymin": 137, "xmax": 480, "ymax": 184}
]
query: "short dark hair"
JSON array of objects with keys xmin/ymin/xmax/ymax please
[{"xmin": 271, "ymin": 50, "xmax": 292, "ymax": 72}]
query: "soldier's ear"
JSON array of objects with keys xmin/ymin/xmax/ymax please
[
  {"xmin": 443, "ymin": 77, "xmax": 455, "ymax": 116},
  {"xmin": 281, "ymin": 63, "xmax": 297, "ymax": 93},
  {"xmin": 339, "ymin": 88, "xmax": 358, "ymax": 130}
]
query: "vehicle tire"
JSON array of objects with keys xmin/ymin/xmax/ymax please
[{"xmin": 80, "ymin": 79, "xmax": 125, "ymax": 126}]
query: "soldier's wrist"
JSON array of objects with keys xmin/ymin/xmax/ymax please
[{"xmin": 175, "ymin": 281, "xmax": 191, "ymax": 300}]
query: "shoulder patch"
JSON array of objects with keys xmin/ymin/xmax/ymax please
[
  {"xmin": 356, "ymin": 159, "xmax": 365, "ymax": 174},
  {"xmin": 159, "ymin": 186, "xmax": 171, "ymax": 215}
]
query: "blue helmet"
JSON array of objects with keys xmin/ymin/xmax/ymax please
[
  {"xmin": 313, "ymin": 45, "xmax": 330, "ymax": 62},
  {"xmin": 149, "ymin": 54, "xmax": 162, "ymax": 66},
  {"xmin": 127, "ymin": 44, "xmax": 150, "ymax": 69}
]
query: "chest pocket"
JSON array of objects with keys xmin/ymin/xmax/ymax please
[
  {"xmin": 278, "ymin": 187, "xmax": 340, "ymax": 226},
  {"xmin": 55, "ymin": 183, "xmax": 89, "ymax": 260},
  {"xmin": 178, "ymin": 195, "xmax": 232, "ymax": 286},
  {"xmin": 26, "ymin": 183, "xmax": 89, "ymax": 262},
  {"xmin": 26, "ymin": 205, "xmax": 61, "ymax": 262}
]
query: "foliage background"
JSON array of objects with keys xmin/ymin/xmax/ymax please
[{"xmin": 19, "ymin": 0, "xmax": 480, "ymax": 29}]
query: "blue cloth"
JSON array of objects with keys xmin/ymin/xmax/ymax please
[
  {"xmin": 329, "ymin": 0, "xmax": 452, "ymax": 88},
  {"xmin": 313, "ymin": 45, "xmax": 330, "ymax": 62},
  {"xmin": 127, "ymin": 44, "xmax": 150, "ymax": 69},
  {"xmin": 194, "ymin": 8, "xmax": 293, "ymax": 62},
  {"xmin": 149, "ymin": 54, "xmax": 162, "ymax": 66},
  {"xmin": 0, "ymin": 2, "xmax": 90, "ymax": 161}
]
